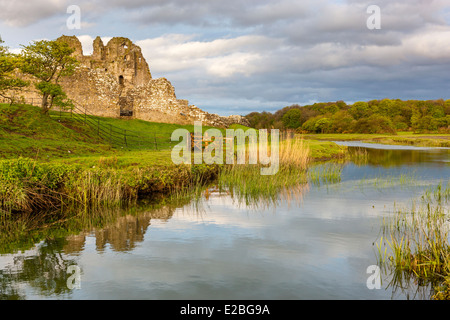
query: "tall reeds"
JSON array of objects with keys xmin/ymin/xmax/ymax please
[
  {"xmin": 308, "ymin": 163, "xmax": 343, "ymax": 186},
  {"xmin": 0, "ymin": 157, "xmax": 219, "ymax": 213},
  {"xmin": 376, "ymin": 182, "xmax": 450, "ymax": 299},
  {"xmin": 278, "ymin": 136, "xmax": 311, "ymax": 171},
  {"xmin": 63, "ymin": 168, "xmax": 133, "ymax": 208},
  {"xmin": 218, "ymin": 136, "xmax": 311, "ymax": 207}
]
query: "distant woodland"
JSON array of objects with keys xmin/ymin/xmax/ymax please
[{"xmin": 245, "ymin": 99, "xmax": 450, "ymax": 134}]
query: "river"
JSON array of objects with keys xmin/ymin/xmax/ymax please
[{"xmin": 0, "ymin": 141, "xmax": 449, "ymax": 300}]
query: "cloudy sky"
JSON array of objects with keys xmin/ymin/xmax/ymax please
[{"xmin": 1, "ymin": 0, "xmax": 450, "ymax": 116}]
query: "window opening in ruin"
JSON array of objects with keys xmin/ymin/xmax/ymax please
[{"xmin": 119, "ymin": 75, "xmax": 124, "ymax": 85}]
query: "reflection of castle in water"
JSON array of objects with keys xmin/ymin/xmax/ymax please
[{"xmin": 63, "ymin": 206, "xmax": 176, "ymax": 254}]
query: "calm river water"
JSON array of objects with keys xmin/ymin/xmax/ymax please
[{"xmin": 1, "ymin": 142, "xmax": 449, "ymax": 300}]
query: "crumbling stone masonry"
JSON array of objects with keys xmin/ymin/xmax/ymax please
[{"xmin": 15, "ymin": 35, "xmax": 249, "ymax": 128}]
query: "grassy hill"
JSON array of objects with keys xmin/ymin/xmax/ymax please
[
  {"xmin": 0, "ymin": 103, "xmax": 346, "ymax": 167},
  {"xmin": 0, "ymin": 103, "xmax": 112, "ymax": 159},
  {"xmin": 0, "ymin": 103, "xmax": 222, "ymax": 166}
]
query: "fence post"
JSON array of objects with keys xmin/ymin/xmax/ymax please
[
  {"xmin": 154, "ymin": 134, "xmax": 157, "ymax": 150},
  {"xmin": 124, "ymin": 130, "xmax": 127, "ymax": 147}
]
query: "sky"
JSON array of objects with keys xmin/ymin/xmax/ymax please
[{"xmin": 1, "ymin": 0, "xmax": 450, "ymax": 116}]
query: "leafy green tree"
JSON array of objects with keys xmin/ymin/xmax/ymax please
[
  {"xmin": 19, "ymin": 39, "xmax": 78, "ymax": 114},
  {"xmin": 392, "ymin": 115, "xmax": 408, "ymax": 131},
  {"xmin": 444, "ymin": 100, "xmax": 450, "ymax": 116},
  {"xmin": 335, "ymin": 100, "xmax": 347, "ymax": 109},
  {"xmin": 314, "ymin": 117, "xmax": 332, "ymax": 133},
  {"xmin": 376, "ymin": 99, "xmax": 400, "ymax": 118},
  {"xmin": 323, "ymin": 104, "xmax": 339, "ymax": 115},
  {"xmin": 301, "ymin": 115, "xmax": 330, "ymax": 133},
  {"xmin": 349, "ymin": 101, "xmax": 371, "ymax": 120},
  {"xmin": 301, "ymin": 116, "xmax": 319, "ymax": 133},
  {"xmin": 282, "ymin": 108, "xmax": 302, "ymax": 129},
  {"xmin": 429, "ymin": 101, "xmax": 445, "ymax": 118},
  {"xmin": 354, "ymin": 114, "xmax": 395, "ymax": 134},
  {"xmin": 0, "ymin": 37, "xmax": 28, "ymax": 104},
  {"xmin": 410, "ymin": 105, "xmax": 422, "ymax": 132},
  {"xmin": 330, "ymin": 110, "xmax": 355, "ymax": 133}
]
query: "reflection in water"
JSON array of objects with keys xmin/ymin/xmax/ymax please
[
  {"xmin": 0, "ymin": 202, "xmax": 179, "ymax": 299},
  {"xmin": 0, "ymin": 239, "xmax": 77, "ymax": 299},
  {"xmin": 336, "ymin": 141, "xmax": 450, "ymax": 168},
  {"xmin": 64, "ymin": 207, "xmax": 175, "ymax": 254},
  {"xmin": 0, "ymin": 143, "xmax": 448, "ymax": 300}
]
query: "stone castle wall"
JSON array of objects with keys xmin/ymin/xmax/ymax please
[{"xmin": 12, "ymin": 35, "xmax": 249, "ymax": 128}]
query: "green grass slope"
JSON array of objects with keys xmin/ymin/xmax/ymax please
[
  {"xmin": 0, "ymin": 104, "xmax": 225, "ymax": 166},
  {"xmin": 0, "ymin": 104, "xmax": 114, "ymax": 159}
]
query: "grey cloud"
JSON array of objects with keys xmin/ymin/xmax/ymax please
[
  {"xmin": 109, "ymin": 0, "xmax": 313, "ymax": 28},
  {"xmin": 2, "ymin": 0, "xmax": 450, "ymax": 116},
  {"xmin": 0, "ymin": 0, "xmax": 69, "ymax": 27}
]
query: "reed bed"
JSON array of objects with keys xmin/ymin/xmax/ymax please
[
  {"xmin": 278, "ymin": 136, "xmax": 311, "ymax": 171},
  {"xmin": 376, "ymin": 183, "xmax": 450, "ymax": 299},
  {"xmin": 218, "ymin": 136, "xmax": 311, "ymax": 207},
  {"xmin": 0, "ymin": 157, "xmax": 219, "ymax": 213},
  {"xmin": 308, "ymin": 163, "xmax": 343, "ymax": 186}
]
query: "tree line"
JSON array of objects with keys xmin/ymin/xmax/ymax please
[
  {"xmin": 245, "ymin": 99, "xmax": 450, "ymax": 134},
  {"xmin": 0, "ymin": 36, "xmax": 77, "ymax": 114}
]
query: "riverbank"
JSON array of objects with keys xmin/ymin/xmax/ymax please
[
  {"xmin": 6, "ymin": 103, "xmax": 450, "ymax": 215},
  {"xmin": 303, "ymin": 132, "xmax": 450, "ymax": 148},
  {"xmin": 0, "ymin": 143, "xmax": 347, "ymax": 214},
  {"xmin": 0, "ymin": 103, "xmax": 347, "ymax": 214},
  {"xmin": 4, "ymin": 103, "xmax": 450, "ymax": 216}
]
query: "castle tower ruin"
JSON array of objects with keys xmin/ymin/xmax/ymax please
[{"xmin": 12, "ymin": 35, "xmax": 250, "ymax": 128}]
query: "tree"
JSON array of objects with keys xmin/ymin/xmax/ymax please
[
  {"xmin": 445, "ymin": 100, "xmax": 450, "ymax": 116},
  {"xmin": 19, "ymin": 39, "xmax": 78, "ymax": 114},
  {"xmin": 323, "ymin": 104, "xmax": 339, "ymax": 115},
  {"xmin": 349, "ymin": 101, "xmax": 371, "ymax": 120},
  {"xmin": 282, "ymin": 108, "xmax": 302, "ymax": 129},
  {"xmin": 301, "ymin": 115, "xmax": 328, "ymax": 133},
  {"xmin": 330, "ymin": 110, "xmax": 355, "ymax": 133},
  {"xmin": 355, "ymin": 114, "xmax": 396, "ymax": 134},
  {"xmin": 0, "ymin": 37, "xmax": 28, "ymax": 104},
  {"xmin": 377, "ymin": 99, "xmax": 397, "ymax": 118},
  {"xmin": 314, "ymin": 117, "xmax": 332, "ymax": 133}
]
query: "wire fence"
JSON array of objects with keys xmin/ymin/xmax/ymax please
[
  {"xmin": 0, "ymin": 97, "xmax": 227, "ymax": 151},
  {"xmin": 49, "ymin": 104, "xmax": 175, "ymax": 150},
  {"xmin": 1, "ymin": 97, "xmax": 295, "ymax": 151}
]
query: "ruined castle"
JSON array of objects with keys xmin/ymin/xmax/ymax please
[{"xmin": 19, "ymin": 35, "xmax": 249, "ymax": 128}]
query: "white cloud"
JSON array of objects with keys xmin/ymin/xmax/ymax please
[{"xmin": 137, "ymin": 34, "xmax": 278, "ymax": 78}]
